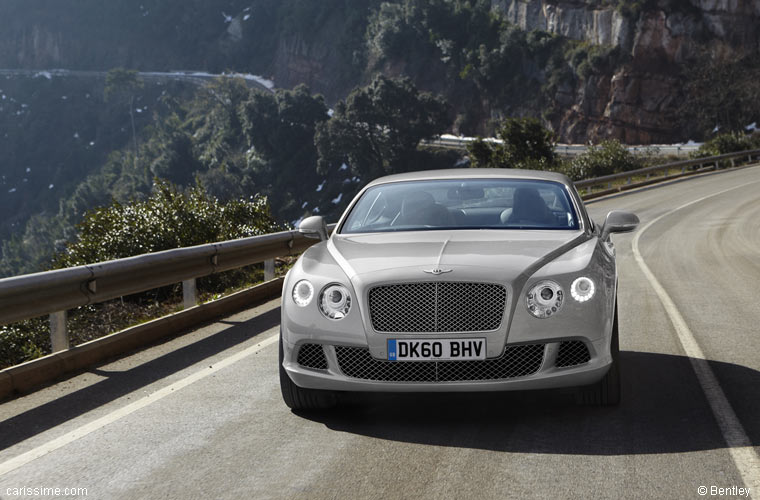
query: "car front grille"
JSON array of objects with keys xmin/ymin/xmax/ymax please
[
  {"xmin": 368, "ymin": 282, "xmax": 507, "ymax": 333},
  {"xmin": 555, "ymin": 341, "xmax": 591, "ymax": 368},
  {"xmin": 334, "ymin": 344, "xmax": 544, "ymax": 382},
  {"xmin": 297, "ymin": 343, "xmax": 328, "ymax": 370}
]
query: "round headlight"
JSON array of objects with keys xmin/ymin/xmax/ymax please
[
  {"xmin": 319, "ymin": 284, "xmax": 352, "ymax": 320},
  {"xmin": 571, "ymin": 277, "xmax": 595, "ymax": 302},
  {"xmin": 292, "ymin": 279, "xmax": 314, "ymax": 307},
  {"xmin": 526, "ymin": 280, "xmax": 564, "ymax": 319}
]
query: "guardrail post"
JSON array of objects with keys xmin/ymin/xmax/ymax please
[
  {"xmin": 182, "ymin": 279, "xmax": 197, "ymax": 309},
  {"xmin": 264, "ymin": 259, "xmax": 275, "ymax": 281},
  {"xmin": 49, "ymin": 311, "xmax": 69, "ymax": 352},
  {"xmin": 730, "ymin": 158, "xmax": 735, "ymax": 168}
]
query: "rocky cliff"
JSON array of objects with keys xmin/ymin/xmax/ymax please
[
  {"xmin": 0, "ymin": 1, "xmax": 758, "ymax": 143},
  {"xmin": 493, "ymin": 0, "xmax": 760, "ymax": 142}
]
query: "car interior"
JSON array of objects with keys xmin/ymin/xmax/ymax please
[{"xmin": 342, "ymin": 179, "xmax": 579, "ymax": 233}]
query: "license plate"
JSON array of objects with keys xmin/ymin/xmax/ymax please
[{"xmin": 387, "ymin": 338, "xmax": 486, "ymax": 361}]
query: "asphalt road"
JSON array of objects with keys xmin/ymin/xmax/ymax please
[{"xmin": 1, "ymin": 165, "xmax": 759, "ymax": 500}]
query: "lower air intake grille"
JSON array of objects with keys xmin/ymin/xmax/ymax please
[
  {"xmin": 297, "ymin": 343, "xmax": 328, "ymax": 370},
  {"xmin": 555, "ymin": 341, "xmax": 591, "ymax": 368},
  {"xmin": 334, "ymin": 344, "xmax": 544, "ymax": 382}
]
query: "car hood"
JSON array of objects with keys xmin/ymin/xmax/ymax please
[{"xmin": 328, "ymin": 229, "xmax": 588, "ymax": 285}]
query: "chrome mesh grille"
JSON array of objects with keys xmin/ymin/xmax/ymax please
[
  {"xmin": 555, "ymin": 341, "xmax": 591, "ymax": 368},
  {"xmin": 369, "ymin": 282, "xmax": 507, "ymax": 333},
  {"xmin": 297, "ymin": 343, "xmax": 328, "ymax": 370},
  {"xmin": 334, "ymin": 344, "xmax": 544, "ymax": 382}
]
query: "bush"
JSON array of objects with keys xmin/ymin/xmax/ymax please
[
  {"xmin": 1, "ymin": 181, "xmax": 282, "ymax": 368},
  {"xmin": 563, "ymin": 140, "xmax": 642, "ymax": 181},
  {"xmin": 693, "ymin": 132, "xmax": 760, "ymax": 158},
  {"xmin": 0, "ymin": 319, "xmax": 49, "ymax": 370},
  {"xmin": 467, "ymin": 117, "xmax": 557, "ymax": 169}
]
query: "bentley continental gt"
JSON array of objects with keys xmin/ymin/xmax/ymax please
[{"xmin": 279, "ymin": 169, "xmax": 639, "ymax": 410}]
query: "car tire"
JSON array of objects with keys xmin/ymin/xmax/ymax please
[
  {"xmin": 279, "ymin": 332, "xmax": 338, "ymax": 411},
  {"xmin": 577, "ymin": 303, "xmax": 621, "ymax": 406}
]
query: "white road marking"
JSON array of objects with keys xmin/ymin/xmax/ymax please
[
  {"xmin": 632, "ymin": 181, "xmax": 760, "ymax": 496},
  {"xmin": 0, "ymin": 333, "xmax": 279, "ymax": 477}
]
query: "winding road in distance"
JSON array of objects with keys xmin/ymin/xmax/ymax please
[
  {"xmin": 0, "ymin": 165, "xmax": 759, "ymax": 499},
  {"xmin": 0, "ymin": 68, "xmax": 275, "ymax": 92}
]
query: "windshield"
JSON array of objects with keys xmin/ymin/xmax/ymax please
[{"xmin": 340, "ymin": 179, "xmax": 580, "ymax": 233}]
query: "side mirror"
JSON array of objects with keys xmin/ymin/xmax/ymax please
[
  {"xmin": 600, "ymin": 210, "xmax": 639, "ymax": 240},
  {"xmin": 299, "ymin": 215, "xmax": 329, "ymax": 241}
]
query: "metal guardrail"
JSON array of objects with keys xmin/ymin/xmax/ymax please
[
  {"xmin": 574, "ymin": 149, "xmax": 760, "ymax": 196},
  {"xmin": 0, "ymin": 224, "xmax": 335, "ymax": 351},
  {"xmin": 1, "ymin": 146, "xmax": 759, "ymax": 355},
  {"xmin": 426, "ymin": 135, "xmax": 702, "ymax": 157}
]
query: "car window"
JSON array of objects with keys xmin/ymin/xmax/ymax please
[{"xmin": 340, "ymin": 179, "xmax": 581, "ymax": 233}]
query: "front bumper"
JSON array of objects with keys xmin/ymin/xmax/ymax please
[{"xmin": 282, "ymin": 336, "xmax": 611, "ymax": 393}]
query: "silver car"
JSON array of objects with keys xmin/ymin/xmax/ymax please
[{"xmin": 279, "ymin": 168, "xmax": 639, "ymax": 409}]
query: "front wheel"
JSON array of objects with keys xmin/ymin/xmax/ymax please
[
  {"xmin": 577, "ymin": 303, "xmax": 621, "ymax": 406},
  {"xmin": 279, "ymin": 333, "xmax": 338, "ymax": 411}
]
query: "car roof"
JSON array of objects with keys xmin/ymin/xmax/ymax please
[{"xmin": 365, "ymin": 168, "xmax": 573, "ymax": 188}]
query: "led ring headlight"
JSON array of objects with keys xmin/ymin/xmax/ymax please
[
  {"xmin": 526, "ymin": 280, "xmax": 564, "ymax": 318},
  {"xmin": 319, "ymin": 284, "xmax": 352, "ymax": 320},
  {"xmin": 292, "ymin": 279, "xmax": 314, "ymax": 307},
  {"xmin": 571, "ymin": 277, "xmax": 595, "ymax": 302}
]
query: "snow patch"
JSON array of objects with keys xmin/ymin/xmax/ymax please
[
  {"xmin": 243, "ymin": 14, "xmax": 251, "ymax": 21},
  {"xmin": 89, "ymin": 141, "xmax": 95, "ymax": 146},
  {"xmin": 25, "ymin": 167, "xmax": 30, "ymax": 173},
  {"xmin": 34, "ymin": 71, "xmax": 52, "ymax": 80},
  {"xmin": 339, "ymin": 163, "xmax": 348, "ymax": 171},
  {"xmin": 332, "ymin": 193, "xmax": 343, "ymax": 204},
  {"xmin": 316, "ymin": 180, "xmax": 326, "ymax": 192},
  {"xmin": 73, "ymin": 132, "xmax": 79, "ymax": 139},
  {"xmin": 8, "ymin": 188, "xmax": 16, "ymax": 193},
  {"xmin": 312, "ymin": 207, "xmax": 320, "ymax": 214},
  {"xmin": 49, "ymin": 184, "xmax": 54, "ymax": 189},
  {"xmin": 61, "ymin": 96, "xmax": 67, "ymax": 100},
  {"xmin": 746, "ymin": 122, "xmax": 757, "ymax": 132},
  {"xmin": 222, "ymin": 12, "xmax": 233, "ymax": 23},
  {"xmin": 301, "ymin": 201, "xmax": 308, "ymax": 208},
  {"xmin": 327, "ymin": 109, "xmax": 334, "ymax": 117}
]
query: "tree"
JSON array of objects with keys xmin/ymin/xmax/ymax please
[
  {"xmin": 467, "ymin": 117, "xmax": 557, "ymax": 169},
  {"xmin": 239, "ymin": 85, "xmax": 330, "ymax": 221},
  {"xmin": 315, "ymin": 75, "xmax": 450, "ymax": 180},
  {"xmin": 104, "ymin": 68, "xmax": 145, "ymax": 168}
]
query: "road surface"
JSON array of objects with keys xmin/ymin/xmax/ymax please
[{"xmin": 1, "ymin": 165, "xmax": 759, "ymax": 499}]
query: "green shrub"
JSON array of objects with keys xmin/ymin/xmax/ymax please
[
  {"xmin": 693, "ymin": 132, "xmax": 760, "ymax": 158},
  {"xmin": 0, "ymin": 319, "xmax": 49, "ymax": 370},
  {"xmin": 467, "ymin": 117, "xmax": 557, "ymax": 169},
  {"xmin": 563, "ymin": 140, "xmax": 642, "ymax": 180}
]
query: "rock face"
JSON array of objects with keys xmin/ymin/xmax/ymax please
[
  {"xmin": 495, "ymin": 0, "xmax": 634, "ymax": 50},
  {"xmin": 5, "ymin": 25, "xmax": 64, "ymax": 67},
  {"xmin": 494, "ymin": 0, "xmax": 760, "ymax": 142}
]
